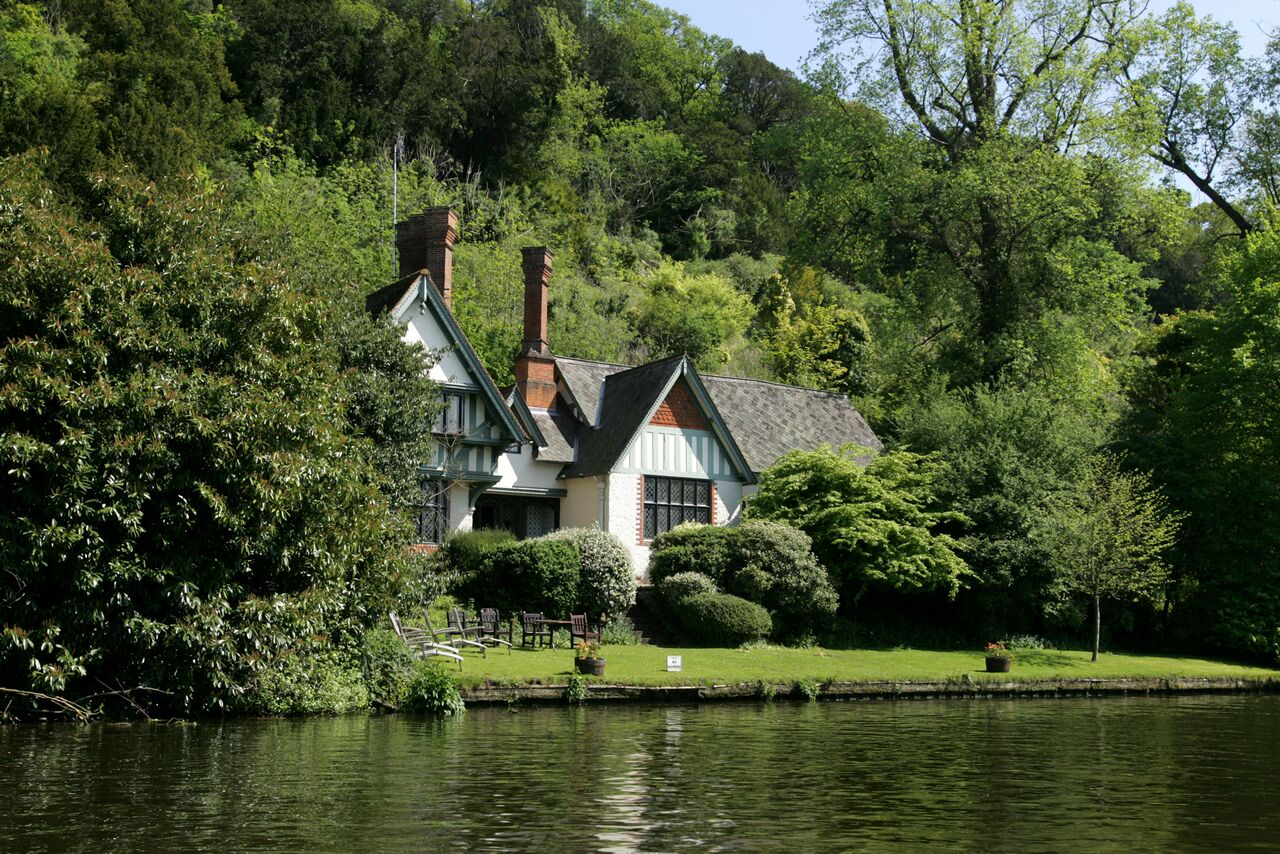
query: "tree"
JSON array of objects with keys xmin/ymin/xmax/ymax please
[
  {"xmin": 629, "ymin": 260, "xmax": 754, "ymax": 368},
  {"xmin": 1120, "ymin": 227, "xmax": 1280, "ymax": 662},
  {"xmin": 0, "ymin": 157, "xmax": 414, "ymax": 713},
  {"xmin": 1036, "ymin": 454, "xmax": 1182, "ymax": 661},
  {"xmin": 748, "ymin": 446, "xmax": 971, "ymax": 605}
]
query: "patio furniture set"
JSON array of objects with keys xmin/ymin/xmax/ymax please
[{"xmin": 389, "ymin": 608, "xmax": 599, "ymax": 670}]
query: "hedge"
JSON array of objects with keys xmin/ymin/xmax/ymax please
[
  {"xmin": 672, "ymin": 593, "xmax": 772, "ymax": 646},
  {"xmin": 478, "ymin": 539, "xmax": 580, "ymax": 617},
  {"xmin": 657, "ymin": 571, "xmax": 719, "ymax": 604}
]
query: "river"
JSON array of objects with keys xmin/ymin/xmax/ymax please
[{"xmin": 3, "ymin": 695, "xmax": 1279, "ymax": 852}]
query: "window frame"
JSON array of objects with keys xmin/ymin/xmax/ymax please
[
  {"xmin": 642, "ymin": 475, "xmax": 711, "ymax": 541},
  {"xmin": 435, "ymin": 391, "xmax": 465, "ymax": 435},
  {"xmin": 417, "ymin": 479, "xmax": 451, "ymax": 545}
]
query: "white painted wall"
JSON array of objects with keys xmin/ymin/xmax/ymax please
[
  {"xmin": 615, "ymin": 426, "xmax": 737, "ymax": 479},
  {"xmin": 447, "ymin": 481, "xmax": 473, "ymax": 535},
  {"xmin": 715, "ymin": 479, "xmax": 744, "ymax": 525},
  {"xmin": 604, "ymin": 472, "xmax": 648, "ymax": 581},
  {"xmin": 493, "ymin": 443, "xmax": 563, "ymax": 491},
  {"xmin": 403, "ymin": 303, "xmax": 471, "ymax": 385}
]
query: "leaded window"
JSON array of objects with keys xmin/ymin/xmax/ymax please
[
  {"xmin": 435, "ymin": 391, "xmax": 465, "ymax": 434},
  {"xmin": 643, "ymin": 476, "xmax": 710, "ymax": 540},
  {"xmin": 417, "ymin": 480, "xmax": 450, "ymax": 544}
]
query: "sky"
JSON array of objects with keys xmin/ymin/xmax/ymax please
[{"xmin": 661, "ymin": 0, "xmax": 1279, "ymax": 73}]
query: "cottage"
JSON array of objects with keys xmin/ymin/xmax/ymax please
[{"xmin": 368, "ymin": 207, "xmax": 881, "ymax": 577}]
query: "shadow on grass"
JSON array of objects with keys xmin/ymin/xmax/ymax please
[{"xmin": 1012, "ymin": 649, "xmax": 1078, "ymax": 668}]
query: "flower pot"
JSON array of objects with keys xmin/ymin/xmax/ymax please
[
  {"xmin": 576, "ymin": 657, "xmax": 606, "ymax": 677},
  {"xmin": 985, "ymin": 656, "xmax": 1011, "ymax": 673}
]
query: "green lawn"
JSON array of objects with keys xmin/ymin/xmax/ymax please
[{"xmin": 451, "ymin": 643, "xmax": 1280, "ymax": 688}]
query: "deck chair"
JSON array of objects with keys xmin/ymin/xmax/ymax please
[
  {"xmin": 521, "ymin": 612, "xmax": 552, "ymax": 648},
  {"xmin": 477, "ymin": 608, "xmax": 514, "ymax": 652},
  {"xmin": 424, "ymin": 609, "xmax": 486, "ymax": 656},
  {"xmin": 388, "ymin": 611, "xmax": 463, "ymax": 670},
  {"xmin": 570, "ymin": 614, "xmax": 600, "ymax": 646}
]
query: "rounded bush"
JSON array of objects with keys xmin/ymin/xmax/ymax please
[
  {"xmin": 674, "ymin": 592, "xmax": 772, "ymax": 646},
  {"xmin": 480, "ymin": 539, "xmax": 580, "ymax": 617},
  {"xmin": 657, "ymin": 571, "xmax": 719, "ymax": 604},
  {"xmin": 441, "ymin": 529, "xmax": 517, "ymax": 606},
  {"xmin": 649, "ymin": 524, "xmax": 736, "ymax": 587},
  {"xmin": 546, "ymin": 527, "xmax": 636, "ymax": 618}
]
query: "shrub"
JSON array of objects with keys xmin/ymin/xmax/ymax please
[
  {"xmin": 564, "ymin": 672, "xmax": 588, "ymax": 704},
  {"xmin": 673, "ymin": 593, "xmax": 772, "ymax": 646},
  {"xmin": 546, "ymin": 527, "xmax": 636, "ymax": 617},
  {"xmin": 361, "ymin": 627, "xmax": 418, "ymax": 707},
  {"xmin": 648, "ymin": 522, "xmax": 838, "ymax": 638},
  {"xmin": 480, "ymin": 539, "xmax": 580, "ymax": 617},
  {"xmin": 649, "ymin": 524, "xmax": 737, "ymax": 586},
  {"xmin": 443, "ymin": 529, "xmax": 517, "ymax": 605},
  {"xmin": 658, "ymin": 571, "xmax": 719, "ymax": 604},
  {"xmin": 599, "ymin": 616, "xmax": 642, "ymax": 645},
  {"xmin": 235, "ymin": 653, "xmax": 369, "ymax": 716},
  {"xmin": 402, "ymin": 662, "xmax": 465, "ymax": 716}
]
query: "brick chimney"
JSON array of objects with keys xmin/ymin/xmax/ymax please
[
  {"xmin": 395, "ymin": 206, "xmax": 458, "ymax": 309},
  {"xmin": 515, "ymin": 246, "xmax": 557, "ymax": 408}
]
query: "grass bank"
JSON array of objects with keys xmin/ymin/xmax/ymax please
[{"xmin": 452, "ymin": 644, "xmax": 1280, "ymax": 689}]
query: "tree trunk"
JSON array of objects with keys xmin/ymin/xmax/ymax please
[{"xmin": 1092, "ymin": 592, "xmax": 1101, "ymax": 663}]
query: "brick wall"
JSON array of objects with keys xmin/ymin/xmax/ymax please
[{"xmin": 649, "ymin": 379, "xmax": 707, "ymax": 429}]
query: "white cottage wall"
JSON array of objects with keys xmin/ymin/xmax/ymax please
[{"xmin": 402, "ymin": 304, "xmax": 472, "ymax": 385}]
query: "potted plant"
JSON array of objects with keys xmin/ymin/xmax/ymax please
[
  {"xmin": 575, "ymin": 641, "xmax": 605, "ymax": 676},
  {"xmin": 984, "ymin": 642, "xmax": 1012, "ymax": 672}
]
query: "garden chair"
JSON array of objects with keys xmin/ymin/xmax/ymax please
[
  {"xmin": 477, "ymin": 608, "xmax": 514, "ymax": 652},
  {"xmin": 447, "ymin": 608, "xmax": 489, "ymax": 656},
  {"xmin": 521, "ymin": 612, "xmax": 552, "ymax": 648},
  {"xmin": 388, "ymin": 611, "xmax": 463, "ymax": 670},
  {"xmin": 424, "ymin": 609, "xmax": 486, "ymax": 656},
  {"xmin": 570, "ymin": 614, "xmax": 600, "ymax": 647}
]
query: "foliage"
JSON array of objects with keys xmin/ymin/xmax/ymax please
[
  {"xmin": 755, "ymin": 680, "xmax": 777, "ymax": 702},
  {"xmin": 235, "ymin": 653, "xmax": 369, "ymax": 717},
  {"xmin": 630, "ymin": 261, "xmax": 754, "ymax": 368},
  {"xmin": 793, "ymin": 676, "xmax": 820, "ymax": 702},
  {"xmin": 984, "ymin": 643, "xmax": 1012, "ymax": 661},
  {"xmin": 574, "ymin": 640, "xmax": 601, "ymax": 660},
  {"xmin": 1120, "ymin": 232, "xmax": 1280, "ymax": 663},
  {"xmin": 671, "ymin": 593, "xmax": 772, "ymax": 647},
  {"xmin": 0, "ymin": 158, "xmax": 407, "ymax": 713},
  {"xmin": 649, "ymin": 522, "xmax": 838, "ymax": 636},
  {"xmin": 361, "ymin": 627, "xmax": 419, "ymax": 707},
  {"xmin": 545, "ymin": 526, "xmax": 637, "ymax": 618},
  {"xmin": 749, "ymin": 447, "xmax": 971, "ymax": 605},
  {"xmin": 599, "ymin": 616, "xmax": 642, "ymax": 646},
  {"xmin": 475, "ymin": 539, "xmax": 581, "ymax": 618},
  {"xmin": 657, "ymin": 571, "xmax": 720, "ymax": 605},
  {"xmin": 402, "ymin": 662, "xmax": 465, "ymax": 716},
  {"xmin": 564, "ymin": 672, "xmax": 588, "ymax": 704},
  {"xmin": 441, "ymin": 529, "xmax": 518, "ymax": 605},
  {"xmin": 1034, "ymin": 453, "xmax": 1183, "ymax": 661}
]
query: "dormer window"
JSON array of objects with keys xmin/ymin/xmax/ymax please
[{"xmin": 436, "ymin": 391, "xmax": 465, "ymax": 435}]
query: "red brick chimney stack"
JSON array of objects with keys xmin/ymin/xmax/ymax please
[
  {"xmin": 515, "ymin": 246, "xmax": 557, "ymax": 408},
  {"xmin": 395, "ymin": 206, "xmax": 458, "ymax": 309}
]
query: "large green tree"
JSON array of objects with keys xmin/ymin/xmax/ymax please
[{"xmin": 0, "ymin": 158, "xmax": 420, "ymax": 714}]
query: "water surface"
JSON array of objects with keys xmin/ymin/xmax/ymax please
[{"xmin": 3, "ymin": 696, "xmax": 1279, "ymax": 852}]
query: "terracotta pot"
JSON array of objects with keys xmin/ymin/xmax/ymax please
[
  {"xmin": 575, "ymin": 657, "xmax": 606, "ymax": 676},
  {"xmin": 985, "ymin": 656, "xmax": 1011, "ymax": 673}
]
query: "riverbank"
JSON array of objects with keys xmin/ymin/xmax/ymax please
[{"xmin": 453, "ymin": 644, "xmax": 1280, "ymax": 704}]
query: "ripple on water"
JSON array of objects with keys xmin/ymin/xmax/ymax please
[{"xmin": 2, "ymin": 696, "xmax": 1279, "ymax": 852}]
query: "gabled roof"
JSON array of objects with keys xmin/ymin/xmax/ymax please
[
  {"xmin": 552, "ymin": 355, "xmax": 881, "ymax": 473},
  {"xmin": 559, "ymin": 355, "xmax": 754, "ymax": 481},
  {"xmin": 367, "ymin": 270, "xmax": 524, "ymax": 444}
]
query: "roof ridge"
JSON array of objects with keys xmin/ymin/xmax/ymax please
[
  {"xmin": 553, "ymin": 355, "xmax": 633, "ymax": 369},
  {"xmin": 702, "ymin": 371, "xmax": 847, "ymax": 398}
]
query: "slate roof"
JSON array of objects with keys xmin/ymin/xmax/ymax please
[
  {"xmin": 552, "ymin": 355, "xmax": 881, "ymax": 474},
  {"xmin": 530, "ymin": 409, "xmax": 577, "ymax": 464},
  {"xmin": 559, "ymin": 356, "xmax": 686, "ymax": 478}
]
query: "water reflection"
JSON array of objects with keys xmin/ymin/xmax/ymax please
[{"xmin": 2, "ymin": 696, "xmax": 1279, "ymax": 852}]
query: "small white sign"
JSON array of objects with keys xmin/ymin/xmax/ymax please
[{"xmin": 666, "ymin": 655, "xmax": 683, "ymax": 673}]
